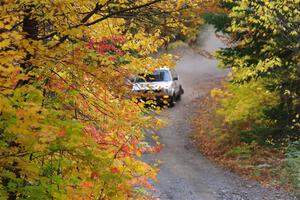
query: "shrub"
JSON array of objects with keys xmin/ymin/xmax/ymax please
[
  {"xmin": 280, "ymin": 141, "xmax": 300, "ymax": 197},
  {"xmin": 212, "ymin": 80, "xmax": 279, "ymax": 145}
]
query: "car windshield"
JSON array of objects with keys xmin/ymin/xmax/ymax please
[{"xmin": 135, "ymin": 70, "xmax": 171, "ymax": 82}]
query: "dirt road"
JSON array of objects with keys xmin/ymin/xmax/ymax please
[{"xmin": 143, "ymin": 26, "xmax": 297, "ymax": 200}]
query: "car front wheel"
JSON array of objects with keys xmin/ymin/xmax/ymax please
[
  {"xmin": 177, "ymin": 86, "xmax": 184, "ymax": 101},
  {"xmin": 169, "ymin": 94, "xmax": 176, "ymax": 107}
]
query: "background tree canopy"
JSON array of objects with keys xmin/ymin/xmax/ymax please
[
  {"xmin": 207, "ymin": 0, "xmax": 300, "ymax": 143},
  {"xmin": 203, "ymin": 0, "xmax": 300, "ymax": 195},
  {"xmin": 0, "ymin": 0, "xmax": 215, "ymax": 199}
]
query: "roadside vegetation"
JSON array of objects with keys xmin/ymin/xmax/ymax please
[{"xmin": 194, "ymin": 0, "xmax": 300, "ymax": 197}]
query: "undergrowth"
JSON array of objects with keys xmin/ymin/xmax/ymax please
[{"xmin": 193, "ymin": 82, "xmax": 300, "ymax": 198}]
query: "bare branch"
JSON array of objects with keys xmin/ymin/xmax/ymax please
[{"xmin": 83, "ymin": 0, "xmax": 162, "ymax": 26}]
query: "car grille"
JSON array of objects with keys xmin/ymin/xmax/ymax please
[{"xmin": 138, "ymin": 89, "xmax": 161, "ymax": 94}]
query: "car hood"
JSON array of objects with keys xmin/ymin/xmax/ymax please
[{"xmin": 132, "ymin": 82, "xmax": 171, "ymax": 91}]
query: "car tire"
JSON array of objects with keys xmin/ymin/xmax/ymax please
[
  {"xmin": 169, "ymin": 94, "xmax": 176, "ymax": 107},
  {"xmin": 177, "ymin": 92, "xmax": 181, "ymax": 101},
  {"xmin": 180, "ymin": 86, "xmax": 184, "ymax": 95},
  {"xmin": 176, "ymin": 86, "xmax": 184, "ymax": 101}
]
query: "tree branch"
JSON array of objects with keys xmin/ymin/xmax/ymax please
[{"xmin": 84, "ymin": 0, "xmax": 162, "ymax": 26}]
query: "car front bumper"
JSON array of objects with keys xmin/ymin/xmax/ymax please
[{"xmin": 135, "ymin": 91, "xmax": 172, "ymax": 106}]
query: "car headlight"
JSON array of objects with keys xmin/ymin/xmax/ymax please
[{"xmin": 163, "ymin": 87, "xmax": 171, "ymax": 93}]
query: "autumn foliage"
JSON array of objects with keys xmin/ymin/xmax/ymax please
[
  {"xmin": 199, "ymin": 0, "xmax": 300, "ymax": 196},
  {"xmin": 0, "ymin": 0, "xmax": 216, "ymax": 199}
]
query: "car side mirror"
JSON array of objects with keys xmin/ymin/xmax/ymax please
[
  {"xmin": 173, "ymin": 77, "xmax": 178, "ymax": 81},
  {"xmin": 128, "ymin": 77, "xmax": 134, "ymax": 82}
]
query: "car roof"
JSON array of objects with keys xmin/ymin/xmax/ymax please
[{"xmin": 157, "ymin": 67, "xmax": 171, "ymax": 71}]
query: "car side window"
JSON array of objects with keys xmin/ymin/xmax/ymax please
[{"xmin": 163, "ymin": 71, "xmax": 172, "ymax": 81}]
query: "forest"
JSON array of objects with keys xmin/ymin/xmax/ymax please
[
  {"xmin": 196, "ymin": 0, "xmax": 300, "ymax": 197},
  {"xmin": 0, "ymin": 0, "xmax": 299, "ymax": 199}
]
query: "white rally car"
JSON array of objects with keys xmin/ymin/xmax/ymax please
[{"xmin": 132, "ymin": 68, "xmax": 184, "ymax": 107}]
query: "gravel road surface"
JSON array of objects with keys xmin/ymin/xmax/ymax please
[{"xmin": 143, "ymin": 25, "xmax": 298, "ymax": 200}]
